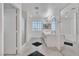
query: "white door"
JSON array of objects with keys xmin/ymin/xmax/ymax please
[{"xmin": 4, "ymin": 8, "xmax": 17, "ymax": 54}]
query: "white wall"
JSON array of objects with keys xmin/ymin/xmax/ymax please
[
  {"xmin": 22, "ymin": 17, "xmax": 26, "ymax": 45},
  {"xmin": 77, "ymin": 5, "xmax": 79, "ymax": 44},
  {"xmin": 0, "ymin": 3, "xmax": 3, "ymax": 56},
  {"xmin": 76, "ymin": 4, "xmax": 79, "ymax": 55}
]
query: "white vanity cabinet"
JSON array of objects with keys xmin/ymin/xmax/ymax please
[{"xmin": 44, "ymin": 34, "xmax": 57, "ymax": 47}]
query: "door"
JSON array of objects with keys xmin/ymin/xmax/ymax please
[{"xmin": 4, "ymin": 8, "xmax": 17, "ymax": 54}]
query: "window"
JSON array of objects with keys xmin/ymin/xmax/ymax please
[
  {"xmin": 51, "ymin": 17, "xmax": 56, "ymax": 31},
  {"xmin": 32, "ymin": 20, "xmax": 43, "ymax": 31}
]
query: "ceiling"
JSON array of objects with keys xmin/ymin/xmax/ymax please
[
  {"xmin": 22, "ymin": 3, "xmax": 69, "ymax": 17},
  {"xmin": 4, "ymin": 3, "xmax": 16, "ymax": 9}
]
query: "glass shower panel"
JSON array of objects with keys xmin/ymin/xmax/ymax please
[{"xmin": 61, "ymin": 8, "xmax": 77, "ymax": 42}]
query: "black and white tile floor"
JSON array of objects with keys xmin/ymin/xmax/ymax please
[{"xmin": 19, "ymin": 38, "xmax": 62, "ymax": 56}]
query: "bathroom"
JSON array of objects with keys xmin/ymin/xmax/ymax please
[{"xmin": 0, "ymin": 3, "xmax": 79, "ymax": 56}]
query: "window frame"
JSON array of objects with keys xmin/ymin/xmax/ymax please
[
  {"xmin": 32, "ymin": 20, "xmax": 43, "ymax": 32},
  {"xmin": 51, "ymin": 17, "xmax": 56, "ymax": 32}
]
